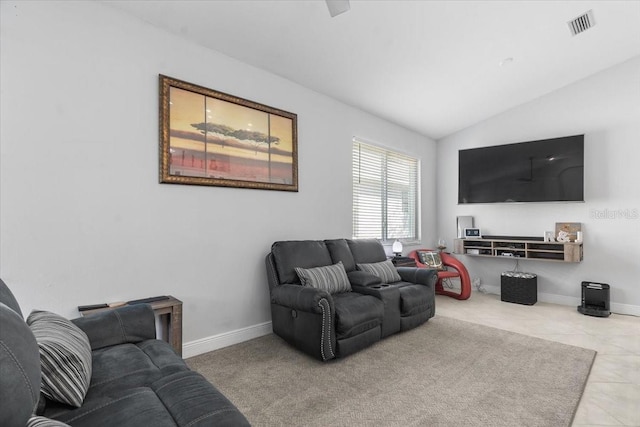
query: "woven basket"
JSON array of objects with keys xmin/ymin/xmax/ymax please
[{"xmin": 501, "ymin": 272, "xmax": 537, "ymax": 305}]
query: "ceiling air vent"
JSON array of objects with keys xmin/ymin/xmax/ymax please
[{"xmin": 568, "ymin": 10, "xmax": 596, "ymax": 36}]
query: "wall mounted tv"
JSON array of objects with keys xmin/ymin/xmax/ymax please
[{"xmin": 458, "ymin": 135, "xmax": 584, "ymax": 204}]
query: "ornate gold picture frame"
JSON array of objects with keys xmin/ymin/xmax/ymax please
[{"xmin": 159, "ymin": 75, "xmax": 298, "ymax": 191}]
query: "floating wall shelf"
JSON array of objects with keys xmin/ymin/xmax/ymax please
[{"xmin": 453, "ymin": 238, "xmax": 583, "ymax": 263}]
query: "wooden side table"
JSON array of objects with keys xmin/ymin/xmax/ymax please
[
  {"xmin": 391, "ymin": 256, "xmax": 417, "ymax": 267},
  {"xmin": 80, "ymin": 296, "xmax": 183, "ymax": 356}
]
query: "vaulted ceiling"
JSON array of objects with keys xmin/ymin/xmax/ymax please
[{"xmin": 106, "ymin": 1, "xmax": 640, "ymax": 140}]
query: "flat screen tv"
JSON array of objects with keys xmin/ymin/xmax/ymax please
[{"xmin": 458, "ymin": 135, "xmax": 584, "ymax": 204}]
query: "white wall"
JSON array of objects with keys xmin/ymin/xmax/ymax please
[
  {"xmin": 0, "ymin": 1, "xmax": 436, "ymax": 356},
  {"xmin": 437, "ymin": 56, "xmax": 640, "ymax": 314}
]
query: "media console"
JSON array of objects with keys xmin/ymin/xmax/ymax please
[{"xmin": 453, "ymin": 238, "xmax": 583, "ymax": 263}]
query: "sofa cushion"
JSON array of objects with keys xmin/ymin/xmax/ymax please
[
  {"xmin": 271, "ymin": 241, "xmax": 333, "ymax": 284},
  {"xmin": 87, "ymin": 340, "xmax": 186, "ymax": 396},
  {"xmin": 399, "ymin": 284, "xmax": 431, "ymax": 317},
  {"xmin": 71, "ymin": 304, "xmax": 156, "ymax": 351},
  {"xmin": 325, "ymin": 239, "xmax": 357, "ymax": 272},
  {"xmin": 152, "ymin": 371, "xmax": 249, "ymax": 426},
  {"xmin": 27, "ymin": 310, "xmax": 92, "ymax": 408},
  {"xmin": 0, "ymin": 302, "xmax": 41, "ymax": 427},
  {"xmin": 52, "ymin": 372, "xmax": 250, "ymax": 427},
  {"xmin": 0, "ymin": 278, "xmax": 23, "ymax": 317},
  {"xmin": 357, "ymin": 260, "xmax": 402, "ymax": 284},
  {"xmin": 54, "ymin": 387, "xmax": 178, "ymax": 427},
  {"xmin": 295, "ymin": 261, "xmax": 351, "ymax": 294},
  {"xmin": 348, "ymin": 239, "xmax": 388, "ymax": 264},
  {"xmin": 332, "ymin": 293, "xmax": 384, "ymax": 339}
]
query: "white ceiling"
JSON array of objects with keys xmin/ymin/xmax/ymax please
[{"xmin": 105, "ymin": 0, "xmax": 640, "ymax": 140}]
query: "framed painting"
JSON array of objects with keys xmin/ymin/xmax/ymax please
[{"xmin": 159, "ymin": 75, "xmax": 298, "ymax": 191}]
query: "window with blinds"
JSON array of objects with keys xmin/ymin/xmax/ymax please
[{"xmin": 352, "ymin": 139, "xmax": 420, "ymax": 241}]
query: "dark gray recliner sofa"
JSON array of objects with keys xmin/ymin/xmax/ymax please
[
  {"xmin": 0, "ymin": 278, "xmax": 249, "ymax": 427},
  {"xmin": 266, "ymin": 238, "xmax": 437, "ymax": 361}
]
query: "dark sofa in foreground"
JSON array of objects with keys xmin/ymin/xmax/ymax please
[
  {"xmin": 0, "ymin": 279, "xmax": 249, "ymax": 427},
  {"xmin": 266, "ymin": 238, "xmax": 437, "ymax": 361}
]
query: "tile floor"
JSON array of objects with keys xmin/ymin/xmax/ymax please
[{"xmin": 435, "ymin": 292, "xmax": 640, "ymax": 426}]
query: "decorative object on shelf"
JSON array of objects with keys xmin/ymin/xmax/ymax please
[
  {"xmin": 456, "ymin": 216, "xmax": 474, "ymax": 238},
  {"xmin": 544, "ymin": 231, "xmax": 555, "ymax": 242},
  {"xmin": 463, "ymin": 227, "xmax": 481, "ymax": 238},
  {"xmin": 437, "ymin": 238, "xmax": 447, "ymax": 252},
  {"xmin": 555, "ymin": 222, "xmax": 582, "ymax": 242},
  {"xmin": 576, "ymin": 231, "xmax": 583, "ymax": 243},
  {"xmin": 557, "ymin": 230, "xmax": 571, "ymax": 242},
  {"xmin": 392, "ymin": 239, "xmax": 403, "ymax": 256},
  {"xmin": 159, "ymin": 75, "xmax": 298, "ymax": 191}
]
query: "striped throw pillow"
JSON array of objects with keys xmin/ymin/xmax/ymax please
[
  {"xmin": 295, "ymin": 261, "xmax": 352, "ymax": 294},
  {"xmin": 357, "ymin": 260, "xmax": 402, "ymax": 284},
  {"xmin": 26, "ymin": 310, "xmax": 92, "ymax": 408},
  {"xmin": 27, "ymin": 416, "xmax": 71, "ymax": 427}
]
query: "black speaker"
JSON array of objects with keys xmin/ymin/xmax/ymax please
[{"xmin": 578, "ymin": 281, "xmax": 610, "ymax": 317}]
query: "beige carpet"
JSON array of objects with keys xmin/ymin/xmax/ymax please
[{"xmin": 187, "ymin": 316, "xmax": 595, "ymax": 426}]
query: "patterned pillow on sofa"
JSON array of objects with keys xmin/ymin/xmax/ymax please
[
  {"xmin": 27, "ymin": 416, "xmax": 71, "ymax": 427},
  {"xmin": 295, "ymin": 261, "xmax": 352, "ymax": 294},
  {"xmin": 356, "ymin": 260, "xmax": 402, "ymax": 284},
  {"xmin": 27, "ymin": 311, "xmax": 92, "ymax": 408}
]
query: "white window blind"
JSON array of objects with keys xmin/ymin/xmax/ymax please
[{"xmin": 352, "ymin": 139, "xmax": 420, "ymax": 241}]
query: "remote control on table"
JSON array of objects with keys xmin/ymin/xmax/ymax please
[{"xmin": 78, "ymin": 303, "xmax": 109, "ymax": 312}]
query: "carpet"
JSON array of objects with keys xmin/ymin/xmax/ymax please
[{"xmin": 187, "ymin": 316, "xmax": 595, "ymax": 426}]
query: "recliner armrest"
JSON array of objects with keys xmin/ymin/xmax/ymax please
[
  {"xmin": 270, "ymin": 284, "xmax": 333, "ymax": 314},
  {"xmin": 397, "ymin": 267, "xmax": 438, "ymax": 288},
  {"xmin": 71, "ymin": 304, "xmax": 156, "ymax": 351}
]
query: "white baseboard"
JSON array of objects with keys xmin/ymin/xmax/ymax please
[
  {"xmin": 183, "ymin": 321, "xmax": 273, "ymax": 359},
  {"xmin": 609, "ymin": 302, "xmax": 640, "ymax": 317},
  {"xmin": 183, "ymin": 289, "xmax": 639, "ymax": 359},
  {"xmin": 481, "ymin": 285, "xmax": 501, "ymax": 296},
  {"xmin": 481, "ymin": 286, "xmax": 640, "ymax": 316}
]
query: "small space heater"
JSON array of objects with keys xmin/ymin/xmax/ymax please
[{"xmin": 577, "ymin": 281, "xmax": 610, "ymax": 317}]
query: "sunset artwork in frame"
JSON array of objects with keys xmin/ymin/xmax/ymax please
[{"xmin": 159, "ymin": 75, "xmax": 298, "ymax": 191}]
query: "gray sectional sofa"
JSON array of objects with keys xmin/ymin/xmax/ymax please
[
  {"xmin": 0, "ymin": 279, "xmax": 249, "ymax": 427},
  {"xmin": 266, "ymin": 238, "xmax": 437, "ymax": 361}
]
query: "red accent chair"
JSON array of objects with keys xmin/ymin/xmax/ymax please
[{"xmin": 408, "ymin": 249, "xmax": 471, "ymax": 300}]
